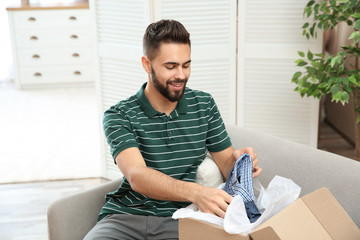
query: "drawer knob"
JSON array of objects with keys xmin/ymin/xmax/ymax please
[
  {"xmin": 28, "ymin": 17, "xmax": 36, "ymax": 21},
  {"xmin": 74, "ymin": 71, "xmax": 81, "ymax": 75},
  {"xmin": 32, "ymin": 54, "xmax": 40, "ymax": 59},
  {"xmin": 72, "ymin": 53, "xmax": 80, "ymax": 58},
  {"xmin": 34, "ymin": 72, "xmax": 42, "ymax": 77},
  {"xmin": 70, "ymin": 35, "xmax": 78, "ymax": 39},
  {"xmin": 30, "ymin": 36, "xmax": 38, "ymax": 40},
  {"xmin": 69, "ymin": 16, "xmax": 77, "ymax": 21}
]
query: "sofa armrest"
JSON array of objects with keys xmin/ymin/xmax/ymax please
[
  {"xmin": 226, "ymin": 125, "xmax": 360, "ymax": 227},
  {"xmin": 47, "ymin": 178, "xmax": 122, "ymax": 240}
]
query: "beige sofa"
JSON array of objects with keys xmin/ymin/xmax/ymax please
[{"xmin": 47, "ymin": 125, "xmax": 360, "ymax": 240}]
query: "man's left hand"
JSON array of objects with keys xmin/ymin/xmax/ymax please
[{"xmin": 233, "ymin": 147, "xmax": 262, "ymax": 178}]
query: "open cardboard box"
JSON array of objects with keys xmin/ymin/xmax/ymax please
[{"xmin": 179, "ymin": 188, "xmax": 360, "ymax": 240}]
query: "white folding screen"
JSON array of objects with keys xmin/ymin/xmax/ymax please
[
  {"xmin": 90, "ymin": 0, "xmax": 152, "ymax": 179},
  {"xmin": 153, "ymin": 0, "xmax": 237, "ymax": 125},
  {"xmin": 91, "ymin": 0, "xmax": 322, "ymax": 179},
  {"xmin": 237, "ymin": 0, "xmax": 322, "ymax": 147},
  {"xmin": 91, "ymin": 0, "xmax": 237, "ymax": 179}
]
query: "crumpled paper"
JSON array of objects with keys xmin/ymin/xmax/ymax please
[{"xmin": 172, "ymin": 175, "xmax": 301, "ymax": 235}]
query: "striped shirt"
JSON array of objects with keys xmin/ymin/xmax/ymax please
[{"xmin": 98, "ymin": 83, "xmax": 232, "ymax": 220}]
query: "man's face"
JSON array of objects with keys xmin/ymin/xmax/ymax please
[{"xmin": 149, "ymin": 42, "xmax": 191, "ymax": 102}]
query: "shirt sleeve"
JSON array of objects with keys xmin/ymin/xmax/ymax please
[
  {"xmin": 206, "ymin": 96, "xmax": 232, "ymax": 152},
  {"xmin": 103, "ymin": 107, "xmax": 139, "ymax": 163}
]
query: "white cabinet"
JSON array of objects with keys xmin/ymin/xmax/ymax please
[{"xmin": 7, "ymin": 5, "xmax": 94, "ymax": 88}]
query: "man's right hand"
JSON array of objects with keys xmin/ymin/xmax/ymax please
[{"xmin": 192, "ymin": 186, "xmax": 233, "ymax": 218}]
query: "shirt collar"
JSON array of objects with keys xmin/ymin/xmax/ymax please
[{"xmin": 136, "ymin": 83, "xmax": 187, "ymax": 118}]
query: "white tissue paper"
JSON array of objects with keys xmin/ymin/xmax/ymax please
[{"xmin": 172, "ymin": 175, "xmax": 301, "ymax": 235}]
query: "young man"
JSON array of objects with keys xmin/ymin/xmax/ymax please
[{"xmin": 84, "ymin": 19, "xmax": 262, "ymax": 240}]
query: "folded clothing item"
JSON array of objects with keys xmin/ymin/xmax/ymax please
[
  {"xmin": 244, "ymin": 201, "xmax": 261, "ymax": 223},
  {"xmin": 224, "ymin": 153, "xmax": 261, "ymax": 223}
]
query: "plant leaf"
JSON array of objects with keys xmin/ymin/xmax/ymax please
[
  {"xmin": 298, "ymin": 61, "xmax": 308, "ymax": 66},
  {"xmin": 319, "ymin": 82, "xmax": 329, "ymax": 89},
  {"xmin": 349, "ymin": 75, "xmax": 357, "ymax": 84},
  {"xmin": 310, "ymin": 24, "xmax": 315, "ymax": 37},
  {"xmin": 292, "ymin": 71, "xmax": 302, "ymax": 81},
  {"xmin": 302, "ymin": 23, "xmax": 310, "ymax": 29},
  {"xmin": 336, "ymin": 56, "xmax": 342, "ymax": 64},
  {"xmin": 341, "ymin": 77, "xmax": 349, "ymax": 86},
  {"xmin": 339, "ymin": 64, "xmax": 345, "ymax": 73},
  {"xmin": 354, "ymin": 19, "xmax": 360, "ymax": 30},
  {"xmin": 330, "ymin": 84, "xmax": 340, "ymax": 95},
  {"xmin": 355, "ymin": 35, "xmax": 360, "ymax": 44},
  {"xmin": 295, "ymin": 59, "xmax": 307, "ymax": 66},
  {"xmin": 339, "ymin": 51, "xmax": 346, "ymax": 57},
  {"xmin": 311, "ymin": 60, "xmax": 321, "ymax": 68},
  {"xmin": 306, "ymin": 0, "xmax": 315, "ymax": 7},
  {"xmin": 352, "ymin": 13, "xmax": 360, "ymax": 19},
  {"xmin": 331, "ymin": 57, "xmax": 337, "ymax": 67},
  {"xmin": 341, "ymin": 91, "xmax": 350, "ymax": 104},
  {"xmin": 332, "ymin": 91, "xmax": 343, "ymax": 103},
  {"xmin": 307, "ymin": 50, "xmax": 313, "ymax": 60},
  {"xmin": 349, "ymin": 31, "xmax": 360, "ymax": 40}
]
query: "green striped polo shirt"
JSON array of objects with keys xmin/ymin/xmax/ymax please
[{"xmin": 99, "ymin": 83, "xmax": 232, "ymax": 220}]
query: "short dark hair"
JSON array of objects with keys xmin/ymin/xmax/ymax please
[{"xmin": 143, "ymin": 19, "xmax": 191, "ymax": 60}]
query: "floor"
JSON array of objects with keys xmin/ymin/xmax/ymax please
[
  {"xmin": 0, "ymin": 178, "xmax": 110, "ymax": 240},
  {"xmin": 0, "ymin": 81, "xmax": 102, "ymax": 183},
  {"xmin": 0, "ymin": 80, "xmax": 107, "ymax": 240},
  {"xmin": 318, "ymin": 121, "xmax": 359, "ymax": 161}
]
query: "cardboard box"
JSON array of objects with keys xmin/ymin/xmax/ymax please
[{"xmin": 179, "ymin": 188, "xmax": 360, "ymax": 240}]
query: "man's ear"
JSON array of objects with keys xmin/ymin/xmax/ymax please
[{"xmin": 141, "ymin": 56, "xmax": 151, "ymax": 74}]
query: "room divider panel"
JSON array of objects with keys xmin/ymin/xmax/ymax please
[{"xmin": 91, "ymin": 0, "xmax": 321, "ymax": 179}]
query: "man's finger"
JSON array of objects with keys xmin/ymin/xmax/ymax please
[
  {"xmin": 252, "ymin": 166, "xmax": 262, "ymax": 178},
  {"xmin": 252, "ymin": 157, "xmax": 258, "ymax": 169}
]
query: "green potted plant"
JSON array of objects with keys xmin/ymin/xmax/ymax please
[{"xmin": 292, "ymin": 0, "xmax": 360, "ymax": 158}]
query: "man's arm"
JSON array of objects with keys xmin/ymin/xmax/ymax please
[
  {"xmin": 210, "ymin": 146, "xmax": 262, "ymax": 179},
  {"xmin": 115, "ymin": 147, "xmax": 232, "ymax": 218}
]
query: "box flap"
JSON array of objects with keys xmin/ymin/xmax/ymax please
[
  {"xmin": 179, "ymin": 218, "xmax": 247, "ymax": 240},
  {"xmin": 302, "ymin": 187, "xmax": 360, "ymax": 240},
  {"xmin": 255, "ymin": 198, "xmax": 333, "ymax": 239},
  {"xmin": 249, "ymin": 226, "xmax": 281, "ymax": 240}
]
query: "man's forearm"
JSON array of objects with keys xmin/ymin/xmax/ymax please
[
  {"xmin": 126, "ymin": 165, "xmax": 200, "ymax": 203},
  {"xmin": 127, "ymin": 165, "xmax": 232, "ymax": 218},
  {"xmin": 115, "ymin": 147, "xmax": 233, "ymax": 218}
]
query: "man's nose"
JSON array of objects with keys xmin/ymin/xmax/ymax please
[{"xmin": 174, "ymin": 67, "xmax": 186, "ymax": 80}]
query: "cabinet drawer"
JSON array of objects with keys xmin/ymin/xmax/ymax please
[
  {"xmin": 17, "ymin": 47, "xmax": 94, "ymax": 66},
  {"xmin": 16, "ymin": 28, "xmax": 92, "ymax": 47},
  {"xmin": 12, "ymin": 10, "xmax": 90, "ymax": 30},
  {"xmin": 20, "ymin": 65, "xmax": 94, "ymax": 85}
]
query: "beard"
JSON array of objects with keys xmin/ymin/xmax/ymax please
[{"xmin": 150, "ymin": 66, "xmax": 188, "ymax": 102}]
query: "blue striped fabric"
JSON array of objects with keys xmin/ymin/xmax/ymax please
[{"xmin": 224, "ymin": 154, "xmax": 254, "ymax": 202}]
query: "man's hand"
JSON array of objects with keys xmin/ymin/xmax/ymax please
[
  {"xmin": 233, "ymin": 147, "xmax": 262, "ymax": 178},
  {"xmin": 192, "ymin": 186, "xmax": 232, "ymax": 219}
]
